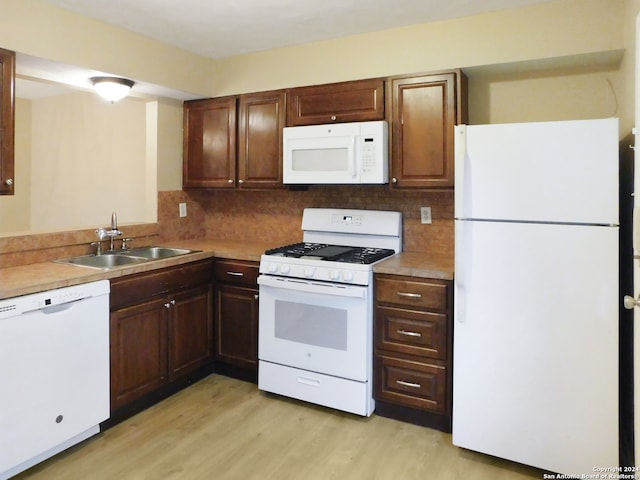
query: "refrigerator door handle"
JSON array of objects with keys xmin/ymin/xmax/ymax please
[
  {"xmin": 454, "ymin": 125, "xmax": 467, "ymax": 218},
  {"xmin": 634, "ymin": 206, "xmax": 640, "ymax": 256}
]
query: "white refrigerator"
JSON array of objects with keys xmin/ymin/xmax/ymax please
[{"xmin": 453, "ymin": 118, "xmax": 620, "ymax": 475}]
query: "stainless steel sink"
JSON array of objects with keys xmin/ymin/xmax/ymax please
[
  {"xmin": 55, "ymin": 253, "xmax": 148, "ymax": 270},
  {"xmin": 54, "ymin": 246, "xmax": 201, "ymax": 270},
  {"xmin": 120, "ymin": 246, "xmax": 197, "ymax": 260}
]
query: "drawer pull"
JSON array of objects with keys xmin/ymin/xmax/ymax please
[
  {"xmin": 396, "ymin": 380, "xmax": 421, "ymax": 389},
  {"xmin": 397, "ymin": 329, "xmax": 422, "ymax": 338},
  {"xmin": 226, "ymin": 271, "xmax": 244, "ymax": 277},
  {"xmin": 397, "ymin": 292, "xmax": 422, "ymax": 299}
]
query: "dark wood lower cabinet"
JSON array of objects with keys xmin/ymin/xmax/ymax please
[
  {"xmin": 213, "ymin": 259, "xmax": 259, "ymax": 382},
  {"xmin": 110, "ymin": 297, "xmax": 168, "ymax": 411},
  {"xmin": 105, "ymin": 260, "xmax": 214, "ymax": 428},
  {"xmin": 374, "ymin": 274, "xmax": 453, "ymax": 432},
  {"xmin": 168, "ymin": 285, "xmax": 214, "ymax": 380}
]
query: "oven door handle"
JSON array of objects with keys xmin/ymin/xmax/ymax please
[{"xmin": 257, "ymin": 275, "xmax": 366, "ymax": 299}]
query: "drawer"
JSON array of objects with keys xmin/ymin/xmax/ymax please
[
  {"xmin": 374, "ymin": 355, "xmax": 447, "ymax": 413},
  {"xmin": 111, "ymin": 260, "xmax": 213, "ymax": 309},
  {"xmin": 376, "ymin": 276, "xmax": 448, "ymax": 311},
  {"xmin": 375, "ymin": 306, "xmax": 447, "ymax": 360},
  {"xmin": 259, "ymin": 360, "xmax": 373, "ymax": 416},
  {"xmin": 214, "ymin": 260, "xmax": 259, "ymax": 286}
]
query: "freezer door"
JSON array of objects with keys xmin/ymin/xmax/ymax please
[
  {"xmin": 455, "ymin": 118, "xmax": 619, "ymax": 225},
  {"xmin": 453, "ymin": 220, "xmax": 618, "ymax": 475}
]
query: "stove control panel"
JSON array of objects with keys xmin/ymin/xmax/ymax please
[{"xmin": 259, "ymin": 257, "xmax": 372, "ymax": 286}]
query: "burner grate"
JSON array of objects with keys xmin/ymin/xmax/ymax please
[{"xmin": 265, "ymin": 243, "xmax": 395, "ymax": 264}]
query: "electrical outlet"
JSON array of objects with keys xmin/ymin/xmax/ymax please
[
  {"xmin": 420, "ymin": 206, "xmax": 432, "ymax": 224},
  {"xmin": 179, "ymin": 203, "xmax": 187, "ymax": 218}
]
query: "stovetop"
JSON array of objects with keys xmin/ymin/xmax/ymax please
[{"xmin": 265, "ymin": 242, "xmax": 396, "ymax": 265}]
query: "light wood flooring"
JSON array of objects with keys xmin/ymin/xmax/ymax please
[{"xmin": 16, "ymin": 375, "xmax": 543, "ymax": 480}]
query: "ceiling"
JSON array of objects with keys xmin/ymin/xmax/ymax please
[{"xmin": 43, "ymin": 0, "xmax": 555, "ymax": 60}]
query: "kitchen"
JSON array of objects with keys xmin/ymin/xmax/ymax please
[{"xmin": 0, "ymin": 0, "xmax": 636, "ymax": 478}]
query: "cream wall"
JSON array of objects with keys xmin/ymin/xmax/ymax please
[
  {"xmin": 155, "ymin": 100, "xmax": 185, "ymax": 192},
  {"xmin": 211, "ymin": 0, "xmax": 624, "ymax": 95},
  {"xmin": 28, "ymin": 91, "xmax": 148, "ymax": 231},
  {"xmin": 0, "ymin": 0, "xmax": 214, "ymax": 97}
]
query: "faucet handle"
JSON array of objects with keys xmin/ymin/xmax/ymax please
[
  {"xmin": 95, "ymin": 227, "xmax": 108, "ymax": 241},
  {"xmin": 90, "ymin": 241, "xmax": 103, "ymax": 255},
  {"xmin": 121, "ymin": 238, "xmax": 133, "ymax": 250}
]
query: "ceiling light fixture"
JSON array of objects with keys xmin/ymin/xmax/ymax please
[{"xmin": 90, "ymin": 76, "xmax": 135, "ymax": 103}]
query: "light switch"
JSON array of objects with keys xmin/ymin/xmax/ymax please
[{"xmin": 420, "ymin": 207, "xmax": 432, "ymax": 224}]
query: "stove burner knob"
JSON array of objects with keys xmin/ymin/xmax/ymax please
[
  {"xmin": 329, "ymin": 270, "xmax": 340, "ymax": 281},
  {"xmin": 268, "ymin": 263, "xmax": 279, "ymax": 274},
  {"xmin": 342, "ymin": 271, "xmax": 354, "ymax": 282},
  {"xmin": 304, "ymin": 267, "xmax": 316, "ymax": 278},
  {"xmin": 281, "ymin": 264, "xmax": 290, "ymax": 274}
]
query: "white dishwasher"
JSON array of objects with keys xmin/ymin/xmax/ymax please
[{"xmin": 0, "ymin": 280, "xmax": 110, "ymax": 480}]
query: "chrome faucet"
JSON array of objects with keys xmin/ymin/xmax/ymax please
[{"xmin": 94, "ymin": 211, "xmax": 123, "ymax": 253}]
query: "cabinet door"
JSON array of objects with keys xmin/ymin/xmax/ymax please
[
  {"xmin": 287, "ymin": 78, "xmax": 384, "ymax": 126},
  {"xmin": 168, "ymin": 284, "xmax": 214, "ymax": 380},
  {"xmin": 214, "ymin": 284, "xmax": 258, "ymax": 369},
  {"xmin": 389, "ymin": 71, "xmax": 466, "ymax": 189},
  {"xmin": 183, "ymin": 97, "xmax": 237, "ymax": 188},
  {"xmin": 238, "ymin": 90, "xmax": 286, "ymax": 189},
  {"xmin": 110, "ymin": 298, "xmax": 168, "ymax": 410},
  {"xmin": 0, "ymin": 48, "xmax": 15, "ymax": 195}
]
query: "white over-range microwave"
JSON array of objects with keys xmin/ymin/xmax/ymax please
[{"xmin": 283, "ymin": 120, "xmax": 388, "ymax": 185}]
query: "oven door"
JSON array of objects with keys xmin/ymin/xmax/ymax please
[{"xmin": 257, "ymin": 275, "xmax": 371, "ymax": 381}]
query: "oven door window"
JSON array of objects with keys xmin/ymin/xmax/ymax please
[
  {"xmin": 258, "ymin": 278, "xmax": 370, "ymax": 382},
  {"xmin": 274, "ymin": 300, "xmax": 347, "ymax": 351}
]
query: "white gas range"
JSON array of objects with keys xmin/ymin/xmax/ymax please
[{"xmin": 257, "ymin": 208, "xmax": 402, "ymax": 416}]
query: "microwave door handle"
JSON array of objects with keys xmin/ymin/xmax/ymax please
[{"xmin": 350, "ymin": 136, "xmax": 358, "ymax": 179}]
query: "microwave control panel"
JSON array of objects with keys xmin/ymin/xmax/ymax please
[{"xmin": 358, "ymin": 121, "xmax": 388, "ymax": 183}]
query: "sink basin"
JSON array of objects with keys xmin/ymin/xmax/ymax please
[
  {"xmin": 55, "ymin": 253, "xmax": 148, "ymax": 270},
  {"xmin": 54, "ymin": 246, "xmax": 201, "ymax": 270},
  {"xmin": 120, "ymin": 246, "xmax": 198, "ymax": 259}
]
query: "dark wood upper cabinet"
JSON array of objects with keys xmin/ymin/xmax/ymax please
[
  {"xmin": 238, "ymin": 90, "xmax": 285, "ymax": 189},
  {"xmin": 286, "ymin": 78, "xmax": 385, "ymax": 126},
  {"xmin": 388, "ymin": 70, "xmax": 467, "ymax": 189},
  {"xmin": 0, "ymin": 48, "xmax": 15, "ymax": 195},
  {"xmin": 183, "ymin": 96, "xmax": 237, "ymax": 189},
  {"xmin": 183, "ymin": 91, "xmax": 285, "ymax": 189}
]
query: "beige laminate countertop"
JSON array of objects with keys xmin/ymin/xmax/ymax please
[
  {"xmin": 373, "ymin": 251, "xmax": 454, "ymax": 281},
  {"xmin": 0, "ymin": 239, "xmax": 273, "ymax": 300},
  {"xmin": 0, "ymin": 241, "xmax": 454, "ymax": 300}
]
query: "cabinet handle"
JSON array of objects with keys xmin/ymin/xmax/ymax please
[
  {"xmin": 226, "ymin": 271, "xmax": 244, "ymax": 277},
  {"xmin": 227, "ymin": 179, "xmax": 233, "ymax": 184},
  {"xmin": 164, "ymin": 299, "xmax": 176, "ymax": 309},
  {"xmin": 4, "ymin": 178, "xmax": 13, "ymax": 186},
  {"xmin": 238, "ymin": 179, "xmax": 244, "ymax": 184},
  {"xmin": 397, "ymin": 329, "xmax": 422, "ymax": 338},
  {"xmin": 330, "ymin": 115, "xmax": 337, "ymax": 121},
  {"xmin": 392, "ymin": 177, "xmax": 397, "ymax": 184},
  {"xmin": 396, "ymin": 380, "xmax": 421, "ymax": 389},
  {"xmin": 254, "ymin": 294, "xmax": 259, "ymax": 300},
  {"xmin": 397, "ymin": 292, "xmax": 422, "ymax": 299}
]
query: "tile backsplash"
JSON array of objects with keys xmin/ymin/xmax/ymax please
[
  {"xmin": 168, "ymin": 186, "xmax": 454, "ymax": 255},
  {"xmin": 1, "ymin": 187, "xmax": 453, "ymax": 268}
]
